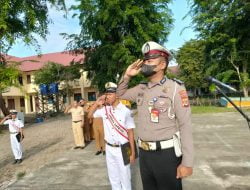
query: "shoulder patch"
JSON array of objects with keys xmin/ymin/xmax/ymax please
[
  {"xmin": 140, "ymin": 81, "xmax": 148, "ymax": 85},
  {"xmin": 172, "ymin": 78, "xmax": 184, "ymax": 85},
  {"xmin": 139, "ymin": 81, "xmax": 148, "ymax": 90},
  {"xmin": 179, "ymin": 90, "xmax": 190, "ymax": 107}
]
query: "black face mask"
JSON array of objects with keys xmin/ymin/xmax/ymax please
[{"xmin": 141, "ymin": 64, "xmax": 157, "ymax": 77}]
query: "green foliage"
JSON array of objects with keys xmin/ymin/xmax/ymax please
[
  {"xmin": 0, "ymin": 64, "xmax": 20, "ymax": 92},
  {"xmin": 0, "ymin": 0, "xmax": 65, "ymax": 114},
  {"xmin": 34, "ymin": 62, "xmax": 64, "ymax": 84},
  {"xmin": 239, "ymin": 72, "xmax": 250, "ymax": 89},
  {"xmin": 189, "ymin": 0, "xmax": 250, "ymax": 96},
  {"xmin": 34, "ymin": 62, "xmax": 82, "ymax": 85},
  {"xmin": 191, "ymin": 106, "xmax": 240, "ymax": 114},
  {"xmin": 0, "ymin": 0, "xmax": 66, "ymax": 56},
  {"xmin": 176, "ymin": 39, "xmax": 206, "ymax": 89},
  {"xmin": 64, "ymin": 0, "xmax": 173, "ymax": 90}
]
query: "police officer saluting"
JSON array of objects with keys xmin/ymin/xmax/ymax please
[{"xmin": 117, "ymin": 41, "xmax": 194, "ymax": 190}]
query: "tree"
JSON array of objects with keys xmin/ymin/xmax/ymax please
[
  {"xmin": 64, "ymin": 0, "xmax": 173, "ymax": 91},
  {"xmin": 0, "ymin": 0, "xmax": 65, "ymax": 115},
  {"xmin": 34, "ymin": 62, "xmax": 64, "ymax": 85},
  {"xmin": 189, "ymin": 0, "xmax": 250, "ymax": 96},
  {"xmin": 176, "ymin": 39, "xmax": 206, "ymax": 94},
  {"xmin": 34, "ymin": 61, "xmax": 82, "ymax": 103},
  {"xmin": 0, "ymin": 0, "xmax": 66, "ymax": 56},
  {"xmin": 0, "ymin": 64, "xmax": 20, "ymax": 115}
]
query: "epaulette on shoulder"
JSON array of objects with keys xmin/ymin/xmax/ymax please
[
  {"xmin": 140, "ymin": 81, "xmax": 148, "ymax": 85},
  {"xmin": 172, "ymin": 78, "xmax": 184, "ymax": 85}
]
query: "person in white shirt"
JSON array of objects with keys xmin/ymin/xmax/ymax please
[
  {"xmin": 88, "ymin": 82, "xmax": 136, "ymax": 190},
  {"xmin": 0, "ymin": 110, "xmax": 24, "ymax": 164}
]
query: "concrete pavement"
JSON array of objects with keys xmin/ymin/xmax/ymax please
[{"xmin": 5, "ymin": 112, "xmax": 250, "ymax": 190}]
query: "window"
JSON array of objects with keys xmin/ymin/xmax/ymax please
[
  {"xmin": 88, "ymin": 92, "xmax": 96, "ymax": 101},
  {"xmin": 20, "ymin": 97, "xmax": 25, "ymax": 107},
  {"xmin": 27, "ymin": 75, "xmax": 31, "ymax": 84},
  {"xmin": 7, "ymin": 99, "xmax": 15, "ymax": 110},
  {"xmin": 74, "ymin": 93, "xmax": 82, "ymax": 102},
  {"xmin": 18, "ymin": 76, "xmax": 23, "ymax": 85}
]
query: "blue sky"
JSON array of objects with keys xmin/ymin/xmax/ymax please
[{"xmin": 8, "ymin": 0, "xmax": 196, "ymax": 57}]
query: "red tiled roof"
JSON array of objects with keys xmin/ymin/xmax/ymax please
[{"xmin": 5, "ymin": 51, "xmax": 84, "ymax": 72}]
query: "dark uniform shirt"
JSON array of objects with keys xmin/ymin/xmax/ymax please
[{"xmin": 117, "ymin": 76, "xmax": 194, "ymax": 167}]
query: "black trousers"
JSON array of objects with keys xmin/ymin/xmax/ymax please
[{"xmin": 139, "ymin": 147, "xmax": 182, "ymax": 190}]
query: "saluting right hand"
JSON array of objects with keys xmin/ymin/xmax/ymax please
[
  {"xmin": 124, "ymin": 59, "xmax": 144, "ymax": 79},
  {"xmin": 4, "ymin": 115, "xmax": 11, "ymax": 120},
  {"xmin": 95, "ymin": 95, "xmax": 106, "ymax": 106}
]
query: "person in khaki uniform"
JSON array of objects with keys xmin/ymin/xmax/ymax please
[
  {"xmin": 79, "ymin": 99, "xmax": 95, "ymax": 144},
  {"xmin": 80, "ymin": 100, "xmax": 91, "ymax": 143},
  {"xmin": 65, "ymin": 100, "xmax": 85, "ymax": 149},
  {"xmin": 116, "ymin": 41, "xmax": 194, "ymax": 190},
  {"xmin": 92, "ymin": 113, "xmax": 105, "ymax": 155}
]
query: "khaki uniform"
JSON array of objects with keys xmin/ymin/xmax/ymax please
[
  {"xmin": 83, "ymin": 104, "xmax": 94, "ymax": 142},
  {"xmin": 92, "ymin": 117, "xmax": 105, "ymax": 151},
  {"xmin": 68, "ymin": 107, "xmax": 85, "ymax": 147},
  {"xmin": 117, "ymin": 76, "xmax": 193, "ymax": 167},
  {"xmin": 84, "ymin": 111, "xmax": 91, "ymax": 141}
]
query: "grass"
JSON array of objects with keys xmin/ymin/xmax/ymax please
[
  {"xmin": 191, "ymin": 106, "xmax": 250, "ymax": 114},
  {"xmin": 16, "ymin": 171, "xmax": 26, "ymax": 180}
]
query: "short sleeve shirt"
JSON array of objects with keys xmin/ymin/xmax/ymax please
[
  {"xmin": 93, "ymin": 103, "xmax": 135, "ymax": 145},
  {"xmin": 68, "ymin": 106, "xmax": 84, "ymax": 121},
  {"xmin": 4, "ymin": 119, "xmax": 24, "ymax": 133}
]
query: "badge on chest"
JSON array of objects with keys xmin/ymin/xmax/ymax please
[
  {"xmin": 148, "ymin": 97, "xmax": 160, "ymax": 123},
  {"xmin": 150, "ymin": 108, "xmax": 160, "ymax": 123},
  {"xmin": 147, "ymin": 95, "xmax": 174, "ymax": 122}
]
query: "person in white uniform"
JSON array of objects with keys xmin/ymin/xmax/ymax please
[
  {"xmin": 88, "ymin": 82, "xmax": 136, "ymax": 190},
  {"xmin": 0, "ymin": 110, "xmax": 24, "ymax": 164}
]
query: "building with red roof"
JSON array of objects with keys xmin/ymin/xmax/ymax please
[{"xmin": 1, "ymin": 52, "xmax": 98, "ymax": 115}]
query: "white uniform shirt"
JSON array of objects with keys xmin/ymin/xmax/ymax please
[
  {"xmin": 4, "ymin": 119, "xmax": 24, "ymax": 133},
  {"xmin": 93, "ymin": 103, "xmax": 135, "ymax": 145}
]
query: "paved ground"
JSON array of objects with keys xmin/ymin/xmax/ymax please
[
  {"xmin": 0, "ymin": 115, "xmax": 74, "ymax": 189},
  {"xmin": 1, "ymin": 112, "xmax": 250, "ymax": 190}
]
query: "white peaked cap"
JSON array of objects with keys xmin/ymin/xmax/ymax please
[
  {"xmin": 10, "ymin": 109, "xmax": 18, "ymax": 114},
  {"xmin": 141, "ymin": 41, "xmax": 173, "ymax": 61},
  {"xmin": 105, "ymin": 82, "xmax": 117, "ymax": 93}
]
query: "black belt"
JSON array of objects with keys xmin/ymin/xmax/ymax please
[
  {"xmin": 106, "ymin": 142, "xmax": 120, "ymax": 147},
  {"xmin": 72, "ymin": 120, "xmax": 82, "ymax": 123}
]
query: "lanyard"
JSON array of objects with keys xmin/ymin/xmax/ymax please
[{"xmin": 104, "ymin": 106, "xmax": 129, "ymax": 141}]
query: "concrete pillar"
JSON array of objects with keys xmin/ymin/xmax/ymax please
[
  {"xmin": 24, "ymin": 95, "xmax": 29, "ymax": 113},
  {"xmin": 32, "ymin": 95, "xmax": 36, "ymax": 113},
  {"xmin": 80, "ymin": 70, "xmax": 85, "ymax": 99}
]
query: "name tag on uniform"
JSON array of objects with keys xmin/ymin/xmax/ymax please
[{"xmin": 150, "ymin": 108, "xmax": 159, "ymax": 123}]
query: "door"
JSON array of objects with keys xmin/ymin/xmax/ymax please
[{"xmin": 7, "ymin": 99, "xmax": 15, "ymax": 110}]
